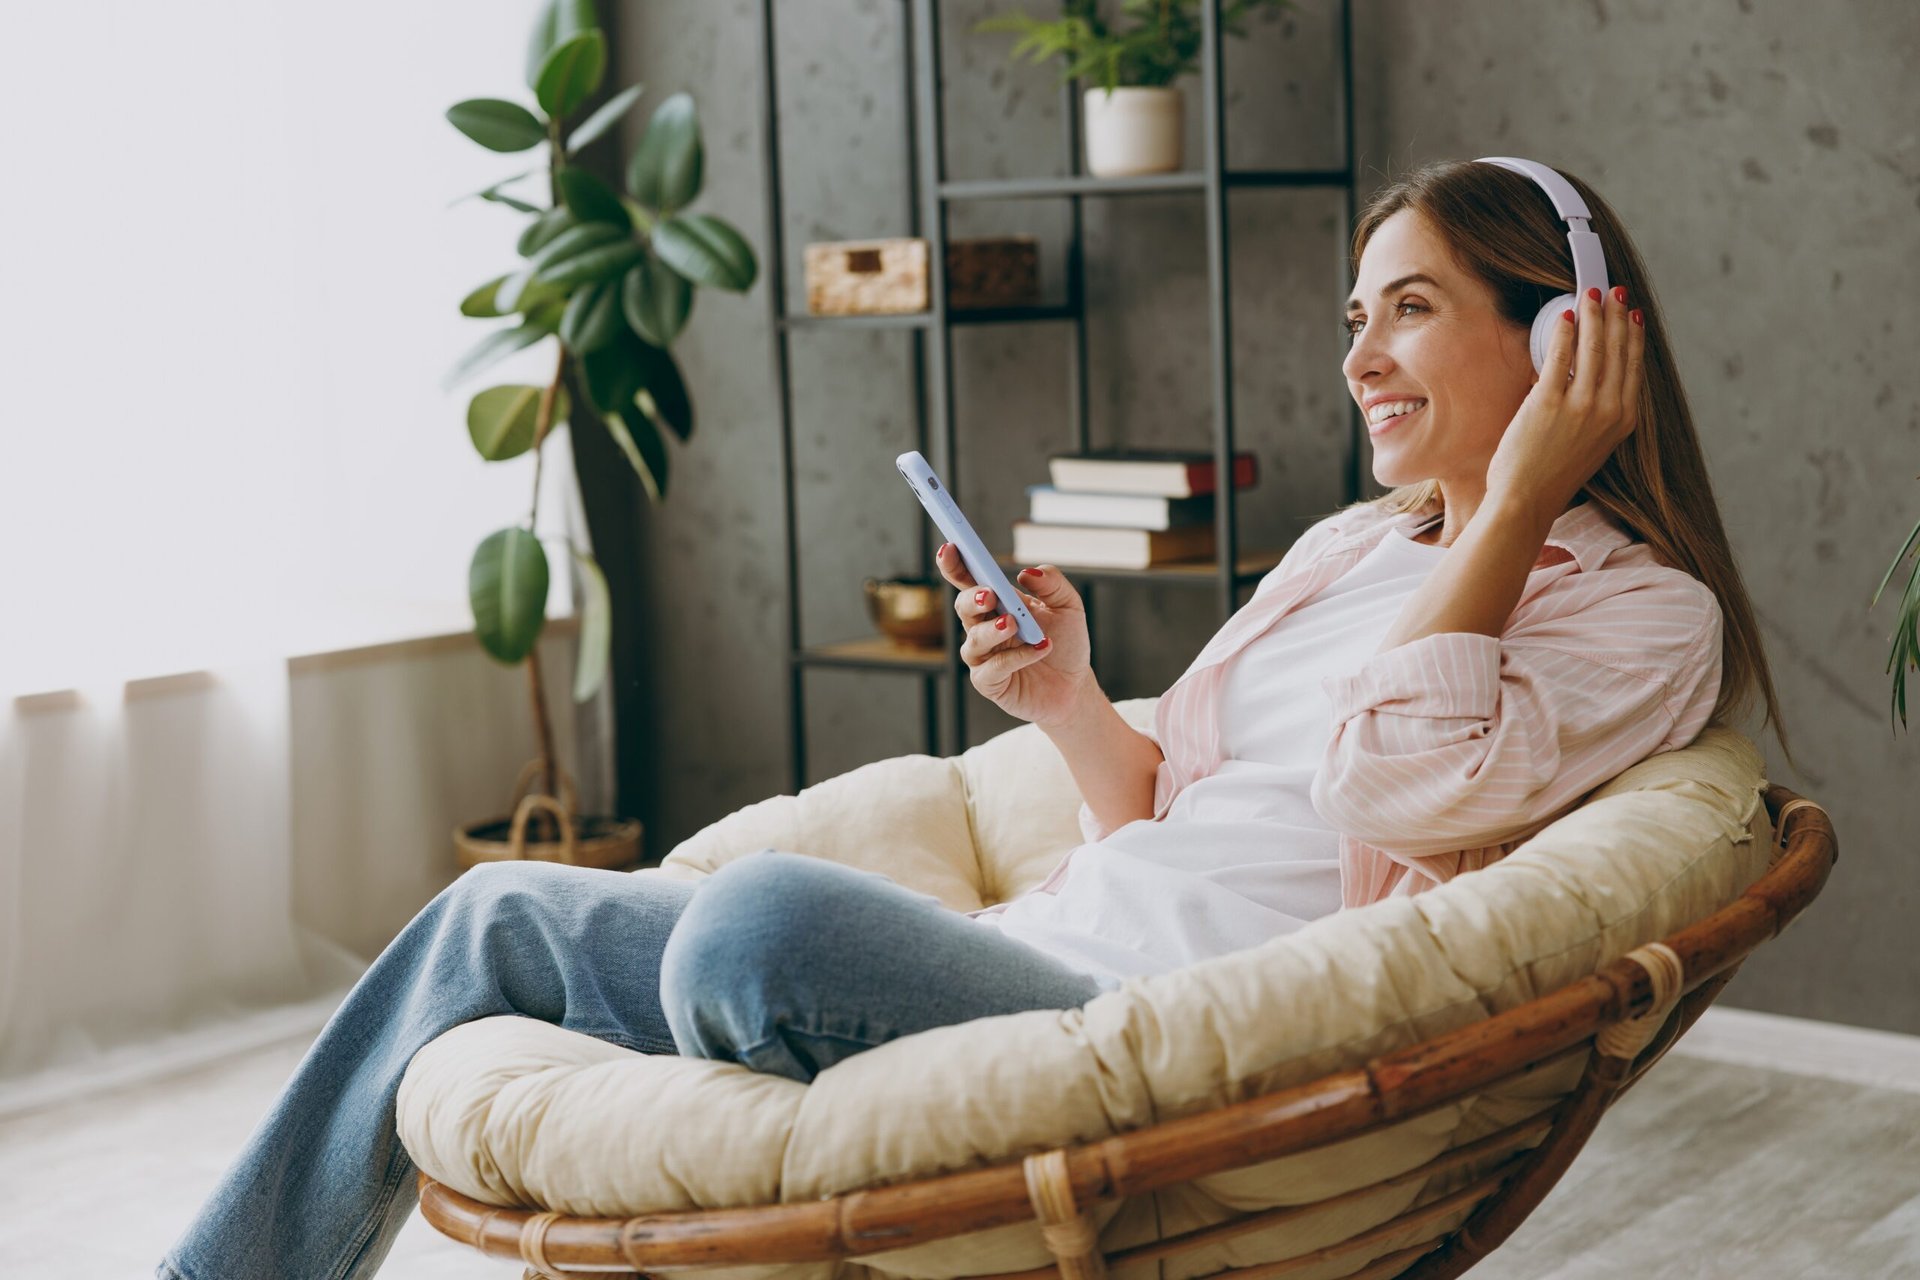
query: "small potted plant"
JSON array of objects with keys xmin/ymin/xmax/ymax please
[
  {"xmin": 443, "ymin": 0, "xmax": 757, "ymax": 868},
  {"xmin": 976, "ymin": 0, "xmax": 1293, "ymax": 178}
]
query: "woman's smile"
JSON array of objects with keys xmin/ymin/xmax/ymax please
[{"xmin": 1367, "ymin": 400, "xmax": 1427, "ymax": 437}]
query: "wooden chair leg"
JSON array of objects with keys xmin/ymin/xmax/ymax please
[{"xmin": 1024, "ymin": 1148, "xmax": 1108, "ymax": 1279}]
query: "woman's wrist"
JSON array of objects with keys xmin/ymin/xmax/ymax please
[
  {"xmin": 1036, "ymin": 675, "xmax": 1108, "ymax": 737},
  {"xmin": 1481, "ymin": 486, "xmax": 1565, "ymax": 546}
]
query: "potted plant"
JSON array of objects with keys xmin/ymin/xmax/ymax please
[
  {"xmin": 976, "ymin": 0, "xmax": 1293, "ymax": 178},
  {"xmin": 443, "ymin": 0, "xmax": 757, "ymax": 868},
  {"xmin": 1875, "ymin": 505, "xmax": 1920, "ymax": 732}
]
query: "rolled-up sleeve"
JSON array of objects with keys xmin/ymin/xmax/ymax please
[{"xmin": 1309, "ymin": 576, "xmax": 1722, "ymax": 862}]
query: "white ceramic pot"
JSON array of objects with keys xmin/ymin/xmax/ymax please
[{"xmin": 1083, "ymin": 85, "xmax": 1184, "ymax": 177}]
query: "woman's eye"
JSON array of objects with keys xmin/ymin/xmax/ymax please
[{"xmin": 1343, "ymin": 301, "xmax": 1425, "ymax": 339}]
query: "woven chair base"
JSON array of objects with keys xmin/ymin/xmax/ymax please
[{"xmin": 415, "ymin": 785, "xmax": 1833, "ymax": 1280}]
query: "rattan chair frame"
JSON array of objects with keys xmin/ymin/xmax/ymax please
[{"xmin": 415, "ymin": 784, "xmax": 1834, "ymax": 1280}]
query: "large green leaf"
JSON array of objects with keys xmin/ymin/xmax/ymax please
[
  {"xmin": 580, "ymin": 329, "xmax": 645, "ymax": 414},
  {"xmin": 556, "ymin": 166, "xmax": 630, "ymax": 226},
  {"xmin": 446, "ymin": 99, "xmax": 547, "ymax": 152},
  {"xmin": 626, "ymin": 92, "xmax": 703, "ymax": 214},
  {"xmin": 517, "ymin": 206, "xmax": 575, "ymax": 258},
  {"xmin": 536, "ymin": 238, "xmax": 645, "ymax": 289},
  {"xmin": 442, "ymin": 322, "xmax": 547, "ymax": 390},
  {"xmin": 569, "ymin": 546, "xmax": 612, "ymax": 702},
  {"xmin": 460, "ymin": 274, "xmax": 513, "ymax": 317},
  {"xmin": 535, "ymin": 31, "xmax": 606, "ymax": 121},
  {"xmin": 620, "ymin": 255, "xmax": 692, "ymax": 346},
  {"xmin": 524, "ymin": 296, "xmax": 568, "ymax": 334},
  {"xmin": 568, "ymin": 83, "xmax": 644, "ymax": 154},
  {"xmin": 528, "ymin": 220, "xmax": 627, "ymax": 274},
  {"xmin": 558, "ymin": 278, "xmax": 623, "ymax": 353},
  {"xmin": 526, "ymin": 0, "xmax": 599, "ymax": 91},
  {"xmin": 467, "ymin": 383, "xmax": 568, "ymax": 461},
  {"xmin": 603, "ymin": 409, "xmax": 668, "ymax": 503},
  {"xmin": 470, "ymin": 528, "xmax": 551, "ymax": 664},
  {"xmin": 632, "ymin": 340, "xmax": 692, "ymax": 442},
  {"xmin": 651, "ymin": 213, "xmax": 757, "ymax": 292}
]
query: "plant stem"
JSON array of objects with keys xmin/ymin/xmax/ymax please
[
  {"xmin": 525, "ymin": 340, "xmax": 568, "ymax": 832},
  {"xmin": 526, "ymin": 642, "xmax": 561, "ymax": 836},
  {"xmin": 529, "ymin": 343, "xmax": 566, "ymax": 530}
]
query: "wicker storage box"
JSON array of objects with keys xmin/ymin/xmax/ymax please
[
  {"xmin": 804, "ymin": 236, "xmax": 1039, "ymax": 315},
  {"xmin": 947, "ymin": 235, "xmax": 1039, "ymax": 310}
]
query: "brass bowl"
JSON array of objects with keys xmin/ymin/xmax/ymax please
[{"xmin": 863, "ymin": 576, "xmax": 947, "ymax": 648}]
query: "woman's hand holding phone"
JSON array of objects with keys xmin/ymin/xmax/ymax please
[{"xmin": 934, "ymin": 543, "xmax": 1093, "ymax": 728}]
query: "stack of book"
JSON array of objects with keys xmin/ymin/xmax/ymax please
[{"xmin": 1012, "ymin": 448, "xmax": 1258, "ymax": 569}]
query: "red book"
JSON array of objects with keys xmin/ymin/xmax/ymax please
[{"xmin": 1046, "ymin": 449, "xmax": 1258, "ymax": 498}]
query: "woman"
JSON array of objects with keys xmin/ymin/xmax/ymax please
[{"xmin": 157, "ymin": 159, "xmax": 1789, "ymax": 1280}]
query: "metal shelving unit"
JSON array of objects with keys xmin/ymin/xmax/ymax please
[{"xmin": 759, "ymin": 0, "xmax": 1360, "ymax": 794}]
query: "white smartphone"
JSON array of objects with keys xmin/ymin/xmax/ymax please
[{"xmin": 896, "ymin": 450, "xmax": 1046, "ymax": 647}]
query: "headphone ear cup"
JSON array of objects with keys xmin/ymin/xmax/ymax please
[{"xmin": 1529, "ymin": 292, "xmax": 1576, "ymax": 374}]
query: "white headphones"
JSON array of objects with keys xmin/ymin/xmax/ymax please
[{"xmin": 1475, "ymin": 156, "xmax": 1611, "ymax": 374}]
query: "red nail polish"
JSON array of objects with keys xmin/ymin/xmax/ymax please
[
  {"xmin": 1587, "ymin": 287, "xmax": 1602, "ymax": 303},
  {"xmin": 1036, "ymin": 638, "xmax": 1051, "ymax": 650},
  {"xmin": 975, "ymin": 590, "xmax": 990, "ymax": 606},
  {"xmin": 1612, "ymin": 285, "xmax": 1627, "ymax": 305},
  {"xmin": 1563, "ymin": 308, "xmax": 1576, "ymax": 323},
  {"xmin": 995, "ymin": 616, "xmax": 1009, "ymax": 630},
  {"xmin": 1631, "ymin": 308, "xmax": 1644, "ymax": 326}
]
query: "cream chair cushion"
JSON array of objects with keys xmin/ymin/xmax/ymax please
[{"xmin": 398, "ymin": 697, "xmax": 1773, "ymax": 1279}]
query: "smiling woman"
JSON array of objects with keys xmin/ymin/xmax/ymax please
[{"xmin": 1337, "ymin": 158, "xmax": 1795, "ymax": 774}]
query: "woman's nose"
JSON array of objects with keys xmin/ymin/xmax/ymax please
[{"xmin": 1341, "ymin": 324, "xmax": 1391, "ymax": 382}]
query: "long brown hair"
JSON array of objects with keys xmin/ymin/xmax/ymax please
[{"xmin": 1347, "ymin": 159, "xmax": 1794, "ymax": 771}]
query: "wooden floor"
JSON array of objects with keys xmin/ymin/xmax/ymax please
[{"xmin": 2, "ymin": 1021, "xmax": 1914, "ymax": 1279}]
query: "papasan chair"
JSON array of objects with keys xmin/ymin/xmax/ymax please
[{"xmin": 398, "ymin": 695, "xmax": 1834, "ymax": 1280}]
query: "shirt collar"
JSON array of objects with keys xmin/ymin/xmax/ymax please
[{"xmin": 1389, "ymin": 496, "xmax": 1632, "ymax": 575}]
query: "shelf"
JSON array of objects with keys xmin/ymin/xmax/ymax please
[
  {"xmin": 939, "ymin": 168, "xmax": 1352, "ymax": 202},
  {"xmin": 778, "ymin": 302, "xmax": 1080, "ymax": 332},
  {"xmin": 993, "ymin": 547, "xmax": 1287, "ymax": 585},
  {"xmin": 794, "ymin": 634, "xmax": 951, "ymax": 673}
]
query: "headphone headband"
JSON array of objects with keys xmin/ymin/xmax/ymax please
[{"xmin": 1474, "ymin": 155, "xmax": 1611, "ymax": 370}]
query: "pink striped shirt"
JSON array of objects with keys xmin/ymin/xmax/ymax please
[{"xmin": 1066, "ymin": 496, "xmax": 1724, "ymax": 910}]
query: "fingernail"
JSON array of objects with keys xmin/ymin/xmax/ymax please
[
  {"xmin": 1631, "ymin": 308, "xmax": 1644, "ymax": 326},
  {"xmin": 1612, "ymin": 285, "xmax": 1627, "ymax": 305},
  {"xmin": 1563, "ymin": 308, "xmax": 1576, "ymax": 323},
  {"xmin": 995, "ymin": 616, "xmax": 1010, "ymax": 630},
  {"xmin": 1036, "ymin": 638, "xmax": 1051, "ymax": 650},
  {"xmin": 1587, "ymin": 287, "xmax": 1602, "ymax": 303},
  {"xmin": 974, "ymin": 589, "xmax": 991, "ymax": 606}
]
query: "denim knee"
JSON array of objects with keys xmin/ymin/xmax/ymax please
[
  {"xmin": 658, "ymin": 850, "xmax": 829, "ymax": 1064},
  {"xmin": 427, "ymin": 859, "xmax": 587, "ymax": 1020}
]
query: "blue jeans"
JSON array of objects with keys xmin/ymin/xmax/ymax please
[{"xmin": 156, "ymin": 850, "xmax": 1104, "ymax": 1280}]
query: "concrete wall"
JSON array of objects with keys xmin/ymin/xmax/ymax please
[{"xmin": 611, "ymin": 0, "xmax": 1918, "ymax": 1035}]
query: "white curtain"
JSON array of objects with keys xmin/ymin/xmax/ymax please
[
  {"xmin": 0, "ymin": 666, "xmax": 366, "ymax": 1113},
  {"xmin": 0, "ymin": 0, "xmax": 609, "ymax": 1113}
]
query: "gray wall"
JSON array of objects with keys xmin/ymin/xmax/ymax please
[{"xmin": 610, "ymin": 1, "xmax": 1919, "ymax": 1035}]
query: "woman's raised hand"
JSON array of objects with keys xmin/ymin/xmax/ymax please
[
  {"xmin": 933, "ymin": 543, "xmax": 1093, "ymax": 728},
  {"xmin": 1485, "ymin": 283, "xmax": 1647, "ymax": 529}
]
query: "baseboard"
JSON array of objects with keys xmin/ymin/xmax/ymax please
[{"xmin": 1670, "ymin": 1005, "xmax": 1920, "ymax": 1094}]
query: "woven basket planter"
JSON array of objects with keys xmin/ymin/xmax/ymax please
[{"xmin": 454, "ymin": 761, "xmax": 642, "ymax": 872}]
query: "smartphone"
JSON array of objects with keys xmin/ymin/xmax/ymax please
[{"xmin": 896, "ymin": 450, "xmax": 1046, "ymax": 647}]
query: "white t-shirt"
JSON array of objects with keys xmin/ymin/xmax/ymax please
[{"xmin": 968, "ymin": 513, "xmax": 1449, "ymax": 991}]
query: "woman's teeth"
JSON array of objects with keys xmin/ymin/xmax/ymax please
[{"xmin": 1367, "ymin": 399, "xmax": 1426, "ymax": 430}]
